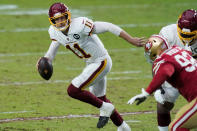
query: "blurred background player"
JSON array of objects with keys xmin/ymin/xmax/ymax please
[
  {"xmin": 128, "ymin": 35, "xmax": 197, "ymax": 131},
  {"xmin": 37, "ymin": 2, "xmax": 146, "ymax": 131},
  {"xmin": 150, "ymin": 9, "xmax": 197, "ymax": 131}
]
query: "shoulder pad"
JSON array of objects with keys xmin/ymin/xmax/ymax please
[
  {"xmin": 159, "ymin": 24, "xmax": 176, "ymax": 45},
  {"xmin": 69, "ymin": 17, "xmax": 94, "ymax": 35}
]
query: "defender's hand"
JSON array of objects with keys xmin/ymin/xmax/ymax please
[{"xmin": 127, "ymin": 88, "xmax": 149, "ymax": 105}]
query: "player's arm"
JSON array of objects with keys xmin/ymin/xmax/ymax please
[
  {"xmin": 93, "ymin": 21, "xmax": 146, "ymax": 47},
  {"xmin": 128, "ymin": 62, "xmax": 175, "ymax": 105},
  {"xmin": 44, "ymin": 40, "xmax": 60, "ymax": 62},
  {"xmin": 145, "ymin": 62, "xmax": 175, "ymax": 94},
  {"xmin": 36, "ymin": 40, "xmax": 60, "ymax": 69}
]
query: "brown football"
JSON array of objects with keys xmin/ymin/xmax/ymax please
[{"xmin": 37, "ymin": 57, "xmax": 53, "ymax": 80}]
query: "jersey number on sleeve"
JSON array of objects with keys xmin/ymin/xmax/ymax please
[
  {"xmin": 66, "ymin": 43, "xmax": 91, "ymax": 59},
  {"xmin": 174, "ymin": 51, "xmax": 197, "ymax": 72}
]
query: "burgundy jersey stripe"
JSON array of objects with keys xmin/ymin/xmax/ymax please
[{"xmin": 79, "ymin": 60, "xmax": 107, "ymax": 89}]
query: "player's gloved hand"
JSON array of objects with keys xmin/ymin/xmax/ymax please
[{"xmin": 127, "ymin": 88, "xmax": 149, "ymax": 105}]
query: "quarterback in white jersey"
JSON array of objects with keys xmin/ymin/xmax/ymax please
[
  {"xmin": 47, "ymin": 17, "xmax": 111, "ymax": 64},
  {"xmin": 37, "ymin": 2, "xmax": 146, "ymax": 131},
  {"xmin": 153, "ymin": 9, "xmax": 197, "ymax": 131}
]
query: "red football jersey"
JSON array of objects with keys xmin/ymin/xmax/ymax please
[{"xmin": 146, "ymin": 46, "xmax": 197, "ymax": 102}]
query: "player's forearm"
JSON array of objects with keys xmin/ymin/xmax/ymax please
[
  {"xmin": 146, "ymin": 63, "xmax": 175, "ymax": 94},
  {"xmin": 93, "ymin": 22, "xmax": 122, "ymax": 36},
  {"xmin": 93, "ymin": 21, "xmax": 145, "ymax": 47},
  {"xmin": 119, "ymin": 31, "xmax": 137, "ymax": 46},
  {"xmin": 44, "ymin": 41, "xmax": 60, "ymax": 62},
  {"xmin": 146, "ymin": 74, "xmax": 168, "ymax": 94}
]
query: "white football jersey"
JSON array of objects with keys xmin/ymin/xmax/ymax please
[
  {"xmin": 159, "ymin": 24, "xmax": 197, "ymax": 57},
  {"xmin": 48, "ymin": 17, "xmax": 109, "ymax": 63},
  {"xmin": 159, "ymin": 24, "xmax": 184, "ymax": 48}
]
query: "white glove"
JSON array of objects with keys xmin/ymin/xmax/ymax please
[{"xmin": 127, "ymin": 88, "xmax": 149, "ymax": 105}]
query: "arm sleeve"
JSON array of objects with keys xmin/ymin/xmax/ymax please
[
  {"xmin": 44, "ymin": 41, "xmax": 60, "ymax": 61},
  {"xmin": 82, "ymin": 17, "xmax": 94, "ymax": 36},
  {"xmin": 146, "ymin": 62, "xmax": 175, "ymax": 94},
  {"xmin": 93, "ymin": 21, "xmax": 123, "ymax": 36}
]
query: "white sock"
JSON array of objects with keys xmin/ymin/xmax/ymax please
[
  {"xmin": 158, "ymin": 126, "xmax": 168, "ymax": 131},
  {"xmin": 118, "ymin": 121, "xmax": 131, "ymax": 131}
]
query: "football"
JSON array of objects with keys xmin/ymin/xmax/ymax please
[{"xmin": 37, "ymin": 57, "xmax": 53, "ymax": 80}]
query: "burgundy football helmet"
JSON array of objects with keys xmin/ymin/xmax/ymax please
[
  {"xmin": 48, "ymin": 3, "xmax": 71, "ymax": 31},
  {"xmin": 177, "ymin": 9, "xmax": 197, "ymax": 45}
]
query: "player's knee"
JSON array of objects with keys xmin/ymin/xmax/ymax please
[
  {"xmin": 155, "ymin": 89, "xmax": 174, "ymax": 112},
  {"xmin": 67, "ymin": 84, "xmax": 80, "ymax": 98},
  {"xmin": 98, "ymin": 95, "xmax": 111, "ymax": 103},
  {"xmin": 163, "ymin": 101, "xmax": 174, "ymax": 111},
  {"xmin": 154, "ymin": 89, "xmax": 165, "ymax": 104},
  {"xmin": 157, "ymin": 101, "xmax": 174, "ymax": 113}
]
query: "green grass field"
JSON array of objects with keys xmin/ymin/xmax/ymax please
[{"xmin": 0, "ymin": 0, "xmax": 197, "ymax": 130}]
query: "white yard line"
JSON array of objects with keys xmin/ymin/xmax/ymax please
[
  {"xmin": 0, "ymin": 48, "xmax": 140, "ymax": 57},
  {"xmin": 0, "ymin": 110, "xmax": 34, "ymax": 114},
  {"xmin": 0, "ymin": 51, "xmax": 70, "ymax": 57},
  {"xmin": 80, "ymin": 2, "xmax": 197, "ymax": 9},
  {"xmin": 0, "ymin": 5, "xmax": 18, "ymax": 10},
  {"xmin": 0, "ymin": 2, "xmax": 195, "ymax": 11},
  {"xmin": 0, "ymin": 80, "xmax": 70, "ymax": 86},
  {"xmin": 0, "ymin": 8, "xmax": 89, "ymax": 16},
  {"xmin": 119, "ymin": 23, "xmax": 171, "ymax": 28},
  {"xmin": 0, "ymin": 23, "xmax": 170, "ymax": 33},
  {"xmin": 0, "ymin": 76, "xmax": 151, "ymax": 86},
  {"xmin": 65, "ymin": 68, "xmax": 142, "ymax": 74},
  {"xmin": 0, "ymin": 110, "xmax": 155, "ymax": 123},
  {"xmin": 110, "ymin": 70, "xmax": 141, "ymax": 74},
  {"xmin": 125, "ymin": 120, "xmax": 141, "ymax": 123}
]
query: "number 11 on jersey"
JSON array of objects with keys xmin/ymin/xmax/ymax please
[{"xmin": 66, "ymin": 43, "xmax": 91, "ymax": 59}]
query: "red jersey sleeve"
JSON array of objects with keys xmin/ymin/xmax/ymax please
[{"xmin": 146, "ymin": 62, "xmax": 175, "ymax": 94}]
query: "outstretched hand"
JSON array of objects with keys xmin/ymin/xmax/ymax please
[
  {"xmin": 131, "ymin": 37, "xmax": 147, "ymax": 47},
  {"xmin": 119, "ymin": 31, "xmax": 147, "ymax": 47}
]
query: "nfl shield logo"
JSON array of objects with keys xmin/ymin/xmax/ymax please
[{"xmin": 73, "ymin": 34, "xmax": 80, "ymax": 40}]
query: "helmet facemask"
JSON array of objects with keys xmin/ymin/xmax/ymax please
[
  {"xmin": 49, "ymin": 11, "xmax": 71, "ymax": 31},
  {"xmin": 177, "ymin": 26, "xmax": 197, "ymax": 46},
  {"xmin": 177, "ymin": 9, "xmax": 197, "ymax": 46}
]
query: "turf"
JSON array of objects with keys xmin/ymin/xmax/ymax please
[{"xmin": 0, "ymin": 0, "xmax": 196, "ymax": 130}]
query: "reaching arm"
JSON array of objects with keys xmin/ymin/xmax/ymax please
[
  {"xmin": 93, "ymin": 21, "xmax": 146, "ymax": 47},
  {"xmin": 44, "ymin": 41, "xmax": 60, "ymax": 62},
  {"xmin": 36, "ymin": 41, "xmax": 60, "ymax": 70},
  {"xmin": 93, "ymin": 21, "xmax": 122, "ymax": 36},
  {"xmin": 128, "ymin": 62, "xmax": 175, "ymax": 105},
  {"xmin": 146, "ymin": 62, "xmax": 175, "ymax": 94}
]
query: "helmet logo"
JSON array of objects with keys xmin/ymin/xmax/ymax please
[{"xmin": 145, "ymin": 42, "xmax": 152, "ymax": 51}]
